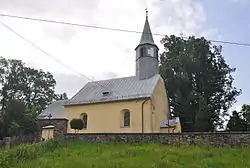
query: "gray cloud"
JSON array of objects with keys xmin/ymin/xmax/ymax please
[
  {"xmin": 0, "ymin": 0, "xmax": 99, "ymax": 16},
  {"xmin": 0, "ymin": 0, "xmax": 100, "ymax": 42},
  {"xmin": 53, "ymin": 72, "xmax": 87, "ymax": 98},
  {"xmin": 1, "ymin": 0, "xmax": 213, "ymax": 99},
  {"xmin": 102, "ymin": 72, "xmax": 119, "ymax": 79},
  {"xmin": 25, "ymin": 61, "xmax": 86, "ymax": 98},
  {"xmin": 152, "ymin": 0, "xmax": 206, "ymax": 36},
  {"xmin": 42, "ymin": 25, "xmax": 80, "ymax": 42},
  {"xmin": 53, "ymin": 71, "xmax": 119, "ymax": 98}
]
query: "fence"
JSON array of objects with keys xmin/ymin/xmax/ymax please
[{"xmin": 0, "ymin": 133, "xmax": 39, "ymax": 149}]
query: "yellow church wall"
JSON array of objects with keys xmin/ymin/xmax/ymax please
[
  {"xmin": 140, "ymin": 98, "xmax": 153, "ymax": 133},
  {"xmin": 63, "ymin": 99, "xmax": 152, "ymax": 133},
  {"xmin": 150, "ymin": 76, "xmax": 170, "ymax": 133},
  {"xmin": 62, "ymin": 76, "xmax": 171, "ymax": 134}
]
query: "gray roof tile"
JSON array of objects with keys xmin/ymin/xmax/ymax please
[
  {"xmin": 38, "ymin": 100, "xmax": 67, "ymax": 119},
  {"xmin": 140, "ymin": 17, "xmax": 154, "ymax": 44},
  {"xmin": 64, "ymin": 74, "xmax": 160, "ymax": 106}
]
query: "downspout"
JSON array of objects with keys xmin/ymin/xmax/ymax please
[
  {"xmin": 150, "ymin": 101, "xmax": 154, "ymax": 132},
  {"xmin": 141, "ymin": 99, "xmax": 149, "ymax": 133},
  {"xmin": 167, "ymin": 92, "xmax": 171, "ymax": 133},
  {"xmin": 168, "ymin": 118, "xmax": 170, "ymax": 133}
]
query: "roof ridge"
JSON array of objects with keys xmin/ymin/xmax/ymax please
[
  {"xmin": 90, "ymin": 75, "xmax": 136, "ymax": 83},
  {"xmin": 90, "ymin": 74, "xmax": 160, "ymax": 83}
]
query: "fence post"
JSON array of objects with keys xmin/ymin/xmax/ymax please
[{"xmin": 3, "ymin": 137, "xmax": 11, "ymax": 149}]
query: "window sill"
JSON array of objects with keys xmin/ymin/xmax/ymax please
[{"xmin": 120, "ymin": 126, "xmax": 130, "ymax": 128}]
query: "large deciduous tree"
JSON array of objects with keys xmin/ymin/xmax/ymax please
[
  {"xmin": 0, "ymin": 57, "xmax": 63, "ymax": 138},
  {"xmin": 159, "ymin": 35, "xmax": 241, "ymax": 132},
  {"xmin": 0, "ymin": 57, "xmax": 58, "ymax": 112}
]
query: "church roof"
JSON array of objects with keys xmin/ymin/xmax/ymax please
[
  {"xmin": 37, "ymin": 100, "xmax": 67, "ymax": 119},
  {"xmin": 38, "ymin": 74, "xmax": 161, "ymax": 119},
  {"xmin": 64, "ymin": 74, "xmax": 161, "ymax": 106}
]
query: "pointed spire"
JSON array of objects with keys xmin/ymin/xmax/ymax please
[{"xmin": 139, "ymin": 9, "xmax": 155, "ymax": 45}]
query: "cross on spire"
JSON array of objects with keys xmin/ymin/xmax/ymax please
[{"xmin": 145, "ymin": 8, "xmax": 148, "ymax": 18}]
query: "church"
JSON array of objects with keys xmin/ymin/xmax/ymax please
[{"xmin": 38, "ymin": 12, "xmax": 181, "ymax": 136}]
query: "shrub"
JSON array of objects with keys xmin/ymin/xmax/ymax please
[{"xmin": 70, "ymin": 118, "xmax": 84, "ymax": 133}]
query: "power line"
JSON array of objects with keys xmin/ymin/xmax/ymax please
[
  {"xmin": 0, "ymin": 13, "xmax": 250, "ymax": 47},
  {"xmin": 0, "ymin": 20, "xmax": 122, "ymax": 96}
]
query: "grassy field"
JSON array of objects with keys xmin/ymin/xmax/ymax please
[{"xmin": 3, "ymin": 140, "xmax": 250, "ymax": 168}]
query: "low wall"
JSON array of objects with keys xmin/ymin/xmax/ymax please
[
  {"xmin": 64, "ymin": 132, "xmax": 250, "ymax": 147},
  {"xmin": 0, "ymin": 133, "xmax": 39, "ymax": 149},
  {"xmin": 37, "ymin": 118, "xmax": 68, "ymax": 140}
]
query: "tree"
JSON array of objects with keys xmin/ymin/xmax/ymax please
[
  {"xmin": 0, "ymin": 99, "xmax": 38, "ymax": 138},
  {"xmin": 0, "ymin": 57, "xmax": 59, "ymax": 113},
  {"xmin": 159, "ymin": 35, "xmax": 241, "ymax": 132},
  {"xmin": 226, "ymin": 111, "xmax": 247, "ymax": 131},
  {"xmin": 227, "ymin": 104, "xmax": 250, "ymax": 131},
  {"xmin": 70, "ymin": 118, "xmax": 84, "ymax": 133},
  {"xmin": 0, "ymin": 57, "xmax": 63, "ymax": 138},
  {"xmin": 241, "ymin": 104, "xmax": 250, "ymax": 129},
  {"xmin": 56, "ymin": 92, "xmax": 68, "ymax": 100}
]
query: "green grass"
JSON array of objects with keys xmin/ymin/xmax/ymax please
[{"xmin": 4, "ymin": 140, "xmax": 250, "ymax": 168}]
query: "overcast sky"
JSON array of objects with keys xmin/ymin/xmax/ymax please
[{"xmin": 0, "ymin": 0, "xmax": 249, "ymax": 111}]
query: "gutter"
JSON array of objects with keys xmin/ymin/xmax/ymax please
[{"xmin": 64, "ymin": 95, "xmax": 151, "ymax": 107}]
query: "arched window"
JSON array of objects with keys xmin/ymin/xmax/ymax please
[
  {"xmin": 80, "ymin": 113, "xmax": 88, "ymax": 129},
  {"xmin": 140, "ymin": 47, "xmax": 145, "ymax": 58},
  {"xmin": 123, "ymin": 110, "xmax": 130, "ymax": 127}
]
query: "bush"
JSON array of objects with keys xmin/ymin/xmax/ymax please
[
  {"xmin": 70, "ymin": 118, "xmax": 84, "ymax": 133},
  {"xmin": 0, "ymin": 139, "xmax": 66, "ymax": 168}
]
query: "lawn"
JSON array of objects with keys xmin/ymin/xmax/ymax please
[{"xmin": 5, "ymin": 141, "xmax": 250, "ymax": 168}]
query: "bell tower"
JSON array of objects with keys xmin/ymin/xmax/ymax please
[{"xmin": 135, "ymin": 9, "xmax": 159, "ymax": 80}]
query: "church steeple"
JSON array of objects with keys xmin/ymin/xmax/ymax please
[
  {"xmin": 138, "ymin": 9, "xmax": 156, "ymax": 46},
  {"xmin": 135, "ymin": 10, "xmax": 159, "ymax": 80}
]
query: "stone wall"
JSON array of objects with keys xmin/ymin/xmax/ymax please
[
  {"xmin": 64, "ymin": 132, "xmax": 250, "ymax": 147},
  {"xmin": 0, "ymin": 133, "xmax": 38, "ymax": 149},
  {"xmin": 37, "ymin": 118, "xmax": 68, "ymax": 140}
]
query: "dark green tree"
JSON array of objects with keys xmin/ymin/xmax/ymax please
[
  {"xmin": 70, "ymin": 118, "xmax": 84, "ymax": 133},
  {"xmin": 56, "ymin": 92, "xmax": 68, "ymax": 100},
  {"xmin": 0, "ymin": 57, "xmax": 59, "ymax": 113},
  {"xmin": 159, "ymin": 35, "xmax": 241, "ymax": 132},
  {"xmin": 226, "ymin": 111, "xmax": 247, "ymax": 131},
  {"xmin": 0, "ymin": 99, "xmax": 38, "ymax": 138},
  {"xmin": 241, "ymin": 104, "xmax": 250, "ymax": 129},
  {"xmin": 0, "ymin": 57, "xmax": 63, "ymax": 138},
  {"xmin": 0, "ymin": 99, "xmax": 24, "ymax": 137}
]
